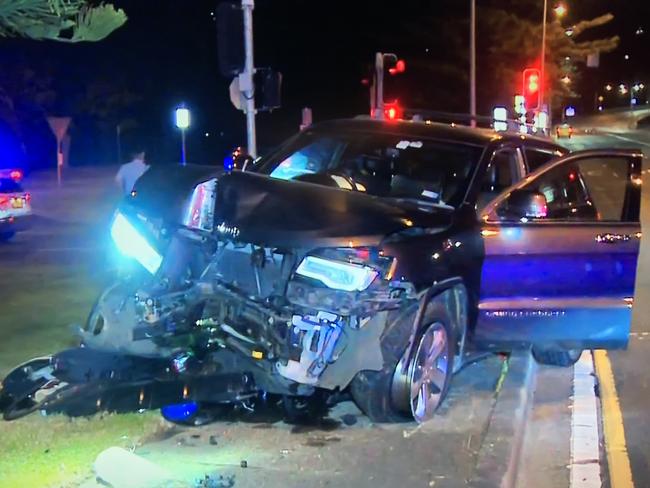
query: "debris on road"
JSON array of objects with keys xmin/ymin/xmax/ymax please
[
  {"xmin": 195, "ymin": 474, "xmax": 236, "ymax": 488},
  {"xmin": 94, "ymin": 446, "xmax": 175, "ymax": 487}
]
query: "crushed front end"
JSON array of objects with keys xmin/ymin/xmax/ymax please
[{"xmin": 81, "ymin": 174, "xmax": 420, "ymax": 405}]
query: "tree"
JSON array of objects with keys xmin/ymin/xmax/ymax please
[
  {"xmin": 481, "ymin": 1, "xmax": 619, "ymax": 111},
  {"xmin": 0, "ymin": 0, "xmax": 126, "ymax": 42}
]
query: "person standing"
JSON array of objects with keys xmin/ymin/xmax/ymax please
[{"xmin": 115, "ymin": 146, "xmax": 149, "ymax": 195}]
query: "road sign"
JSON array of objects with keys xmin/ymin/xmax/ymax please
[
  {"xmin": 493, "ymin": 106, "xmax": 508, "ymax": 132},
  {"xmin": 47, "ymin": 116, "xmax": 71, "ymax": 186}
]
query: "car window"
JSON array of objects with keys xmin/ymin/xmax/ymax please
[
  {"xmin": 525, "ymin": 148, "xmax": 560, "ymax": 172},
  {"xmin": 259, "ymin": 130, "xmax": 484, "ymax": 208},
  {"xmin": 476, "ymin": 149, "xmax": 517, "ymax": 211},
  {"xmin": 496, "ymin": 156, "xmax": 632, "ymax": 222},
  {"xmin": 576, "ymin": 157, "xmax": 629, "ymax": 221},
  {"xmin": 270, "ymin": 137, "xmax": 342, "ymax": 180}
]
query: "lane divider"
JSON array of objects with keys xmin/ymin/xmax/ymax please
[
  {"xmin": 593, "ymin": 350, "xmax": 635, "ymax": 488},
  {"xmin": 571, "ymin": 351, "xmax": 602, "ymax": 488}
]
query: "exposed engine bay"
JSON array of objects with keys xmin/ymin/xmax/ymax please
[{"xmin": 81, "ymin": 209, "xmax": 417, "ymax": 397}]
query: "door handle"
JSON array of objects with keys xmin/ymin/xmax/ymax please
[{"xmin": 595, "ymin": 233, "xmax": 631, "ymax": 244}]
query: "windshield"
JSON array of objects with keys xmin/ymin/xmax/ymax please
[{"xmin": 256, "ymin": 130, "xmax": 484, "ymax": 207}]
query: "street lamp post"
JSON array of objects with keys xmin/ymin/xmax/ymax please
[
  {"xmin": 540, "ymin": 0, "xmax": 548, "ymax": 133},
  {"xmin": 540, "ymin": 2, "xmax": 566, "ymax": 134},
  {"xmin": 470, "ymin": 0, "xmax": 476, "ymax": 127},
  {"xmin": 175, "ymin": 106, "xmax": 190, "ymax": 165}
]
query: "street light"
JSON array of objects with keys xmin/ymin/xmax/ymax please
[
  {"xmin": 553, "ymin": 3, "xmax": 567, "ymax": 18},
  {"xmin": 561, "ymin": 75, "xmax": 571, "ymax": 84},
  {"xmin": 540, "ymin": 0, "xmax": 568, "ymax": 134},
  {"xmin": 175, "ymin": 106, "xmax": 190, "ymax": 165},
  {"xmin": 605, "ymin": 84, "xmax": 613, "ymax": 92}
]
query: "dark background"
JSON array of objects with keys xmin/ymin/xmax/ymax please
[{"xmin": 0, "ymin": 0, "xmax": 646, "ymax": 169}]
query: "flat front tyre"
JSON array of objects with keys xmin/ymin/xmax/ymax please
[
  {"xmin": 350, "ymin": 303, "xmax": 455, "ymax": 423},
  {"xmin": 532, "ymin": 348, "xmax": 582, "ymax": 367}
]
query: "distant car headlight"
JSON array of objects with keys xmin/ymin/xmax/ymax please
[
  {"xmin": 110, "ymin": 212, "xmax": 162, "ymax": 274},
  {"xmin": 295, "ymin": 255, "xmax": 379, "ymax": 292}
]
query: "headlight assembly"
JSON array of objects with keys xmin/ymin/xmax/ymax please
[{"xmin": 110, "ymin": 212, "xmax": 162, "ymax": 274}]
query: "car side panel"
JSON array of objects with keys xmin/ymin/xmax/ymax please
[{"xmin": 473, "ymin": 222, "xmax": 639, "ymax": 350}]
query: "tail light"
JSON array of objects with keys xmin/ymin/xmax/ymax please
[
  {"xmin": 25, "ymin": 193, "xmax": 31, "ymax": 203},
  {"xmin": 0, "ymin": 196, "xmax": 8, "ymax": 208},
  {"xmin": 9, "ymin": 170, "xmax": 23, "ymax": 182}
]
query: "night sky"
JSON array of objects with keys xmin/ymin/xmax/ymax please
[{"xmin": 0, "ymin": 0, "xmax": 647, "ymax": 167}]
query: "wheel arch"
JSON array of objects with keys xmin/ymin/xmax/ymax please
[{"xmin": 397, "ymin": 278, "xmax": 469, "ymax": 380}]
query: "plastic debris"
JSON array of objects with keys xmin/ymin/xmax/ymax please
[{"xmin": 195, "ymin": 474, "xmax": 236, "ymax": 488}]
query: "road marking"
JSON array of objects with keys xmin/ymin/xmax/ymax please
[
  {"xmin": 593, "ymin": 350, "xmax": 635, "ymax": 488},
  {"xmin": 604, "ymin": 132, "xmax": 650, "ymax": 149},
  {"xmin": 570, "ymin": 351, "xmax": 602, "ymax": 488}
]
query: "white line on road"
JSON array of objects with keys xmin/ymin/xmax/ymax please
[
  {"xmin": 604, "ymin": 133, "xmax": 650, "ymax": 149},
  {"xmin": 570, "ymin": 351, "xmax": 602, "ymax": 488}
]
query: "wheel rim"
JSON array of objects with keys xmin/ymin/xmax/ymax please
[{"xmin": 408, "ymin": 322, "xmax": 449, "ymax": 423}]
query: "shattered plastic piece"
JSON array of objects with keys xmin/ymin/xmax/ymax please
[
  {"xmin": 195, "ymin": 474, "xmax": 236, "ymax": 488},
  {"xmin": 94, "ymin": 447, "xmax": 174, "ymax": 487}
]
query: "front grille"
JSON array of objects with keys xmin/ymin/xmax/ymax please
[{"xmin": 204, "ymin": 242, "xmax": 292, "ymax": 299}]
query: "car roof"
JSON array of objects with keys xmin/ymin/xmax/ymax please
[{"xmin": 309, "ymin": 118, "xmax": 567, "ymax": 153}]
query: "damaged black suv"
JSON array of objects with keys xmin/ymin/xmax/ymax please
[{"xmin": 1, "ymin": 119, "xmax": 642, "ymax": 424}]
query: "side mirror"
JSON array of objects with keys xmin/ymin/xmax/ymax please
[{"xmin": 497, "ymin": 189, "xmax": 547, "ymax": 220}]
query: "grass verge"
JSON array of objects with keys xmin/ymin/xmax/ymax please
[{"xmin": 0, "ymin": 412, "xmax": 165, "ymax": 487}]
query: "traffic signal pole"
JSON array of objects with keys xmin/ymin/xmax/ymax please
[
  {"xmin": 242, "ymin": 0, "xmax": 257, "ymax": 158},
  {"xmin": 374, "ymin": 52, "xmax": 385, "ymax": 121},
  {"xmin": 540, "ymin": 0, "xmax": 548, "ymax": 133},
  {"xmin": 469, "ymin": 0, "xmax": 476, "ymax": 127}
]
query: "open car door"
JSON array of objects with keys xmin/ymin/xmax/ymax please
[{"xmin": 474, "ymin": 148, "xmax": 643, "ymax": 352}]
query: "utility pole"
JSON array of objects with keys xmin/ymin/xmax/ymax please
[
  {"xmin": 470, "ymin": 0, "xmax": 476, "ymax": 127},
  {"xmin": 241, "ymin": 0, "xmax": 257, "ymax": 158},
  {"xmin": 374, "ymin": 52, "xmax": 385, "ymax": 120},
  {"xmin": 540, "ymin": 0, "xmax": 549, "ymax": 133}
]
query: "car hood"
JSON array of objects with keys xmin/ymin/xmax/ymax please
[{"xmin": 130, "ymin": 165, "xmax": 454, "ymax": 248}]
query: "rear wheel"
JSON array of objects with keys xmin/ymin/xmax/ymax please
[
  {"xmin": 350, "ymin": 301, "xmax": 456, "ymax": 423},
  {"xmin": 532, "ymin": 347, "xmax": 582, "ymax": 367}
]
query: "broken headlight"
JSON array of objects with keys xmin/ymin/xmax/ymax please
[
  {"xmin": 183, "ymin": 178, "xmax": 217, "ymax": 232},
  {"xmin": 110, "ymin": 211, "xmax": 163, "ymax": 274},
  {"xmin": 295, "ymin": 248, "xmax": 396, "ymax": 292}
]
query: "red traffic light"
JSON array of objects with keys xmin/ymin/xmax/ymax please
[
  {"xmin": 522, "ymin": 68, "xmax": 541, "ymax": 110},
  {"xmin": 388, "ymin": 59, "xmax": 406, "ymax": 75},
  {"xmin": 384, "ymin": 101, "xmax": 402, "ymax": 120}
]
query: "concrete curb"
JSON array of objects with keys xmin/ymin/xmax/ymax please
[{"xmin": 469, "ymin": 351, "xmax": 537, "ymax": 488}]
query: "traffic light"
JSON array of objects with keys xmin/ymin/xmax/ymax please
[
  {"xmin": 522, "ymin": 68, "xmax": 541, "ymax": 110},
  {"xmin": 216, "ymin": 2, "xmax": 245, "ymax": 77},
  {"xmin": 254, "ymin": 68, "xmax": 282, "ymax": 111},
  {"xmin": 388, "ymin": 59, "xmax": 406, "ymax": 75},
  {"xmin": 383, "ymin": 101, "xmax": 402, "ymax": 120}
]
